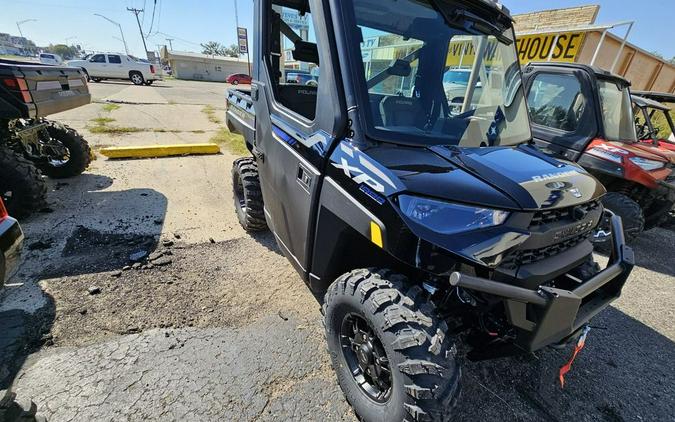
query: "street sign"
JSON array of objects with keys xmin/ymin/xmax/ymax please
[{"xmin": 237, "ymin": 27, "xmax": 248, "ymax": 54}]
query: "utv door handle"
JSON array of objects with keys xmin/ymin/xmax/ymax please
[{"xmin": 297, "ymin": 163, "xmax": 312, "ymax": 192}]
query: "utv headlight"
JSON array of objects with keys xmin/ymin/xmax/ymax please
[
  {"xmin": 398, "ymin": 195, "xmax": 510, "ymax": 235},
  {"xmin": 629, "ymin": 157, "xmax": 666, "ymax": 171}
]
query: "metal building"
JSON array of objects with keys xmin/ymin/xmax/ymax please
[{"xmin": 160, "ymin": 47, "xmax": 251, "ymax": 82}]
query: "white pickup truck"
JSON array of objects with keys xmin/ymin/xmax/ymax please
[{"xmin": 67, "ymin": 53, "xmax": 161, "ymax": 86}]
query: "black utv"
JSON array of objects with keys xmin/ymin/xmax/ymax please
[{"xmin": 225, "ymin": 0, "xmax": 635, "ymax": 420}]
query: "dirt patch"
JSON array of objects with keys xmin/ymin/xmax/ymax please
[{"xmin": 41, "ymin": 235, "xmax": 320, "ymax": 347}]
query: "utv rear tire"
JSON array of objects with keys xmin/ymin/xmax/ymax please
[
  {"xmin": 38, "ymin": 121, "xmax": 92, "ymax": 179},
  {"xmin": 0, "ymin": 147, "xmax": 47, "ymax": 218},
  {"xmin": 596, "ymin": 192, "xmax": 645, "ymax": 254},
  {"xmin": 324, "ymin": 269, "xmax": 461, "ymax": 422},
  {"xmin": 232, "ymin": 157, "xmax": 268, "ymax": 232}
]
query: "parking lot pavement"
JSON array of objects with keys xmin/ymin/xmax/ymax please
[{"xmin": 0, "ymin": 78, "xmax": 673, "ymax": 421}]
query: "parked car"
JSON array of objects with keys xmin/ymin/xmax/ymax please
[
  {"xmin": 39, "ymin": 52, "xmax": 63, "ymax": 65},
  {"xmin": 226, "ymin": 73, "xmax": 252, "ymax": 85},
  {"xmin": 0, "ymin": 197, "xmax": 23, "ymax": 289},
  {"xmin": 1, "ymin": 58, "xmax": 92, "ymax": 217},
  {"xmin": 443, "ymin": 68, "xmax": 482, "ymax": 110},
  {"xmin": 66, "ymin": 53, "xmax": 161, "ymax": 86},
  {"xmin": 523, "ymin": 62, "xmax": 675, "ymax": 242},
  {"xmin": 285, "ymin": 72, "xmax": 317, "ymax": 86}
]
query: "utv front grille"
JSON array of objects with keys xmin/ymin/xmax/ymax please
[
  {"xmin": 530, "ymin": 200, "xmax": 602, "ymax": 228},
  {"xmin": 501, "ymin": 233, "xmax": 590, "ymax": 270}
]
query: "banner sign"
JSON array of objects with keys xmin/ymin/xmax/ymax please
[
  {"xmin": 237, "ymin": 27, "xmax": 248, "ymax": 54},
  {"xmin": 516, "ymin": 32, "xmax": 585, "ymax": 63}
]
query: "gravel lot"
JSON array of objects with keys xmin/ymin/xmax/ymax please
[{"xmin": 0, "ymin": 79, "xmax": 673, "ymax": 421}]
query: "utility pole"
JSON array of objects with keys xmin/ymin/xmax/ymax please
[
  {"xmin": 165, "ymin": 38, "xmax": 174, "ymax": 50},
  {"xmin": 234, "ymin": 0, "xmax": 240, "ymax": 61},
  {"xmin": 127, "ymin": 7, "xmax": 150, "ymax": 58}
]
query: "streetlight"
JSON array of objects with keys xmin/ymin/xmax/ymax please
[
  {"xmin": 16, "ymin": 19, "xmax": 37, "ymax": 38},
  {"xmin": 93, "ymin": 13, "xmax": 129, "ymax": 55}
]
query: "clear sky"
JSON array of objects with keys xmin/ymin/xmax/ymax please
[{"xmin": 1, "ymin": 0, "xmax": 673, "ymax": 58}]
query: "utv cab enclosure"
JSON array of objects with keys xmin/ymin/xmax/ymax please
[
  {"xmin": 632, "ymin": 91, "xmax": 675, "ymax": 150},
  {"xmin": 523, "ymin": 62, "xmax": 675, "ymax": 239},
  {"xmin": 227, "ymin": 1, "xmax": 634, "ymax": 420}
]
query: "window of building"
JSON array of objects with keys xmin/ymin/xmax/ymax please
[
  {"xmin": 266, "ymin": 2, "xmax": 320, "ymax": 121},
  {"xmin": 215, "ymin": 66, "xmax": 222, "ymax": 72},
  {"xmin": 90, "ymin": 54, "xmax": 106, "ymax": 63},
  {"xmin": 107, "ymin": 55, "xmax": 122, "ymax": 64},
  {"xmin": 527, "ymin": 73, "xmax": 586, "ymax": 132}
]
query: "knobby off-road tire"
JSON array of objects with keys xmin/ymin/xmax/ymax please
[
  {"xmin": 232, "ymin": 157, "xmax": 268, "ymax": 232},
  {"xmin": 38, "ymin": 121, "xmax": 92, "ymax": 179},
  {"xmin": 0, "ymin": 389, "xmax": 46, "ymax": 422},
  {"xmin": 595, "ymin": 192, "xmax": 645, "ymax": 254},
  {"xmin": 324, "ymin": 269, "xmax": 461, "ymax": 422},
  {"xmin": 0, "ymin": 147, "xmax": 47, "ymax": 218}
]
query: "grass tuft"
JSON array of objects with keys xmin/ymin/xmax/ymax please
[
  {"xmin": 90, "ymin": 117, "xmax": 116, "ymax": 125},
  {"xmin": 102, "ymin": 103, "xmax": 121, "ymax": 112},
  {"xmin": 89, "ymin": 125, "xmax": 144, "ymax": 135},
  {"xmin": 201, "ymin": 105, "xmax": 223, "ymax": 124},
  {"xmin": 210, "ymin": 128, "xmax": 248, "ymax": 156}
]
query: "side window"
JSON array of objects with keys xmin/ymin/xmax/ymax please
[
  {"xmin": 527, "ymin": 73, "xmax": 586, "ymax": 132},
  {"xmin": 266, "ymin": 3, "xmax": 320, "ymax": 121},
  {"xmin": 107, "ymin": 55, "xmax": 122, "ymax": 64},
  {"xmin": 91, "ymin": 54, "xmax": 106, "ymax": 63}
]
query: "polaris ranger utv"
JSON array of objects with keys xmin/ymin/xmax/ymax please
[
  {"xmin": 1, "ymin": 58, "xmax": 92, "ymax": 217},
  {"xmin": 226, "ymin": 1, "xmax": 635, "ymax": 419},
  {"xmin": 632, "ymin": 91, "xmax": 675, "ymax": 150},
  {"xmin": 523, "ymin": 63, "xmax": 675, "ymax": 241}
]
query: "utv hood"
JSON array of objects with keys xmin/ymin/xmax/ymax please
[{"xmin": 369, "ymin": 144, "xmax": 605, "ymax": 210}]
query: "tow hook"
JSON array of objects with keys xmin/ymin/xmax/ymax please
[
  {"xmin": 592, "ymin": 228, "xmax": 612, "ymax": 243},
  {"xmin": 558, "ymin": 325, "xmax": 592, "ymax": 387}
]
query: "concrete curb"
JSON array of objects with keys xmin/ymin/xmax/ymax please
[{"xmin": 99, "ymin": 143, "xmax": 221, "ymax": 159}]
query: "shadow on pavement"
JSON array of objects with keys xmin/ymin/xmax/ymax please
[
  {"xmin": 628, "ymin": 228, "xmax": 675, "ymax": 277},
  {"xmin": 454, "ymin": 306, "xmax": 674, "ymax": 421}
]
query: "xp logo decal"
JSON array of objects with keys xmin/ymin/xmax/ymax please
[
  {"xmin": 332, "ymin": 143, "xmax": 400, "ymax": 194},
  {"xmin": 545, "ymin": 181, "xmax": 582, "ymax": 198}
]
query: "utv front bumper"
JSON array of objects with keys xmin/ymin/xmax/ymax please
[{"xmin": 450, "ymin": 212, "xmax": 634, "ymax": 352}]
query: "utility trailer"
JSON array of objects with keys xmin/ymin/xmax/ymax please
[{"xmin": 226, "ymin": 1, "xmax": 635, "ymax": 420}]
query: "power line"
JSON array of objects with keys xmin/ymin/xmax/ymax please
[{"xmin": 145, "ymin": 0, "xmax": 158, "ymax": 38}]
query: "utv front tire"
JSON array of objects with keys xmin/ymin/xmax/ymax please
[
  {"xmin": 38, "ymin": 121, "xmax": 92, "ymax": 179},
  {"xmin": 595, "ymin": 192, "xmax": 645, "ymax": 254},
  {"xmin": 232, "ymin": 157, "xmax": 267, "ymax": 232},
  {"xmin": 0, "ymin": 148, "xmax": 47, "ymax": 218},
  {"xmin": 324, "ymin": 269, "xmax": 461, "ymax": 422}
]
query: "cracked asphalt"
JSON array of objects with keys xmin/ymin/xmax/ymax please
[{"xmin": 0, "ymin": 79, "xmax": 673, "ymax": 421}]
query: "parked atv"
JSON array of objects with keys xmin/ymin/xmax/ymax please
[
  {"xmin": 226, "ymin": 1, "xmax": 635, "ymax": 420},
  {"xmin": 523, "ymin": 63, "xmax": 675, "ymax": 243},
  {"xmin": 0, "ymin": 59, "xmax": 92, "ymax": 217}
]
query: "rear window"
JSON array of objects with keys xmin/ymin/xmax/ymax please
[
  {"xmin": 41, "ymin": 54, "xmax": 54, "ymax": 59},
  {"xmin": 108, "ymin": 55, "xmax": 122, "ymax": 64},
  {"xmin": 598, "ymin": 80, "xmax": 637, "ymax": 142}
]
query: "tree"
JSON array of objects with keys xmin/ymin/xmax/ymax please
[
  {"xmin": 200, "ymin": 41, "xmax": 226, "ymax": 56},
  {"xmin": 44, "ymin": 44, "xmax": 79, "ymax": 60},
  {"xmin": 223, "ymin": 44, "xmax": 240, "ymax": 58}
]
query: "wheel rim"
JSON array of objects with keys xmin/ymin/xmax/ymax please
[
  {"xmin": 42, "ymin": 137, "xmax": 71, "ymax": 167},
  {"xmin": 234, "ymin": 172, "xmax": 246, "ymax": 213},
  {"xmin": 132, "ymin": 74, "xmax": 142, "ymax": 84},
  {"xmin": 340, "ymin": 313, "xmax": 392, "ymax": 403}
]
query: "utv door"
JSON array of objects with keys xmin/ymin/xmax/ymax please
[
  {"xmin": 252, "ymin": 0, "xmax": 344, "ymax": 275},
  {"xmin": 523, "ymin": 68, "xmax": 599, "ymax": 160}
]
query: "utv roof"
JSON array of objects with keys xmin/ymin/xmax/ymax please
[
  {"xmin": 274, "ymin": 0, "xmax": 511, "ymax": 19},
  {"xmin": 632, "ymin": 91, "xmax": 675, "ymax": 104},
  {"xmin": 632, "ymin": 95, "xmax": 671, "ymax": 111},
  {"xmin": 525, "ymin": 62, "xmax": 630, "ymax": 87}
]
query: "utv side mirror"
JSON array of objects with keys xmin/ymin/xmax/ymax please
[{"xmin": 387, "ymin": 59, "xmax": 412, "ymax": 77}]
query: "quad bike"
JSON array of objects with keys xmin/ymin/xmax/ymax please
[{"xmin": 1, "ymin": 59, "xmax": 92, "ymax": 217}]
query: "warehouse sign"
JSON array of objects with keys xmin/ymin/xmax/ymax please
[{"xmin": 516, "ymin": 33, "xmax": 586, "ymax": 63}]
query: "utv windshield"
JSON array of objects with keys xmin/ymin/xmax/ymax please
[
  {"xmin": 345, "ymin": 0, "xmax": 531, "ymax": 147},
  {"xmin": 597, "ymin": 79, "xmax": 637, "ymax": 142}
]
